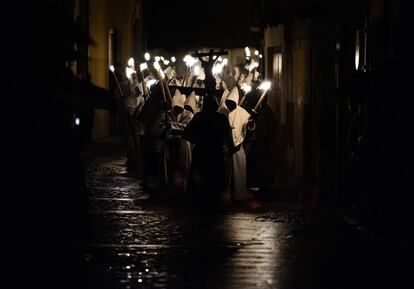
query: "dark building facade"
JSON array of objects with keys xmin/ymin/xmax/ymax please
[{"xmin": 258, "ymin": 0, "xmax": 407, "ymax": 208}]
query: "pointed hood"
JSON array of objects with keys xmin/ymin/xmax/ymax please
[
  {"xmin": 184, "ymin": 91, "xmax": 197, "ymax": 113},
  {"xmin": 172, "ymin": 89, "xmax": 184, "ymax": 109},
  {"xmin": 219, "ymin": 89, "xmax": 230, "ymax": 109},
  {"xmin": 226, "ymin": 86, "xmax": 239, "ymax": 106}
]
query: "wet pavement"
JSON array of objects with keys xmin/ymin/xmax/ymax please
[{"xmin": 82, "ymin": 146, "xmax": 412, "ymax": 289}]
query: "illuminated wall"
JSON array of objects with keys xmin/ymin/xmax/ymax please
[{"xmin": 88, "ymin": 0, "xmax": 142, "ymax": 141}]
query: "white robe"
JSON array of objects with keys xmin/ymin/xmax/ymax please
[
  {"xmin": 160, "ymin": 90, "xmax": 194, "ymax": 194},
  {"xmin": 220, "ymin": 87, "xmax": 251, "ymax": 201}
]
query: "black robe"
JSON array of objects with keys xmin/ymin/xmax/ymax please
[
  {"xmin": 182, "ymin": 110, "xmax": 233, "ymax": 205},
  {"xmin": 242, "ymin": 91, "xmax": 277, "ymax": 191}
]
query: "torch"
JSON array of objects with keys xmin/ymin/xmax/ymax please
[
  {"xmin": 110, "ymin": 65, "xmax": 124, "ymax": 98},
  {"xmin": 238, "ymin": 83, "xmax": 252, "ymax": 107},
  {"xmin": 252, "ymin": 81, "xmax": 271, "ymax": 113},
  {"xmin": 139, "ymin": 62, "xmax": 148, "ymax": 96}
]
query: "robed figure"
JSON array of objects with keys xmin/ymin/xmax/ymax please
[
  {"xmin": 219, "ymin": 87, "xmax": 251, "ymax": 201},
  {"xmin": 159, "ymin": 89, "xmax": 194, "ymax": 195},
  {"xmin": 242, "ymin": 88, "xmax": 277, "ymax": 194},
  {"xmin": 183, "ymin": 95, "xmax": 233, "ymax": 206}
]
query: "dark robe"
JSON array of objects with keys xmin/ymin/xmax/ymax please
[
  {"xmin": 137, "ymin": 84, "xmax": 165, "ymax": 189},
  {"xmin": 242, "ymin": 90, "xmax": 277, "ymax": 191},
  {"xmin": 183, "ymin": 106, "xmax": 233, "ymax": 206}
]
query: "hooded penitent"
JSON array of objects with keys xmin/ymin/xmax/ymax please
[
  {"xmin": 217, "ymin": 89, "xmax": 230, "ymax": 115},
  {"xmin": 226, "ymin": 87, "xmax": 250, "ymax": 146},
  {"xmin": 224, "ymin": 86, "xmax": 251, "ymax": 201}
]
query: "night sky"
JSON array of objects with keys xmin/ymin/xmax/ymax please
[{"xmin": 143, "ymin": 0, "xmax": 261, "ymax": 51}]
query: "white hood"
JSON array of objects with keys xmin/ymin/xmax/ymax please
[
  {"xmin": 184, "ymin": 91, "xmax": 197, "ymax": 113},
  {"xmin": 172, "ymin": 89, "xmax": 184, "ymax": 109},
  {"xmin": 226, "ymin": 86, "xmax": 240, "ymax": 106}
]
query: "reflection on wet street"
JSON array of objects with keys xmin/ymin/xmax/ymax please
[{"xmin": 83, "ymin": 149, "xmax": 411, "ymax": 289}]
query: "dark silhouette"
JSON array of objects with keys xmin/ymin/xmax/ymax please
[
  {"xmin": 137, "ymin": 83, "xmax": 166, "ymax": 190},
  {"xmin": 183, "ymin": 96, "xmax": 233, "ymax": 207},
  {"xmin": 242, "ymin": 86, "xmax": 278, "ymax": 194}
]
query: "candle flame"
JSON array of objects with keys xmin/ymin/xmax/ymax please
[
  {"xmin": 127, "ymin": 57, "xmax": 135, "ymax": 67},
  {"xmin": 254, "ymin": 50, "xmax": 259, "ymax": 56},
  {"xmin": 259, "ymin": 54, "xmax": 263, "ymax": 59},
  {"xmin": 245, "ymin": 47, "xmax": 251, "ymax": 57},
  {"xmin": 126, "ymin": 67, "xmax": 134, "ymax": 79},
  {"xmin": 144, "ymin": 52, "xmax": 151, "ymax": 61},
  {"xmin": 241, "ymin": 83, "xmax": 252, "ymax": 93},
  {"xmin": 259, "ymin": 81, "xmax": 271, "ymax": 91},
  {"xmin": 153, "ymin": 61, "xmax": 161, "ymax": 71},
  {"xmin": 139, "ymin": 63, "xmax": 148, "ymax": 71},
  {"xmin": 171, "ymin": 56, "xmax": 176, "ymax": 63},
  {"xmin": 183, "ymin": 55, "xmax": 196, "ymax": 67},
  {"xmin": 109, "ymin": 65, "xmax": 115, "ymax": 72}
]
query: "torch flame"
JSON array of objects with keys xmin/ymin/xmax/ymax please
[
  {"xmin": 241, "ymin": 83, "xmax": 252, "ymax": 93},
  {"xmin": 245, "ymin": 47, "xmax": 251, "ymax": 57},
  {"xmin": 259, "ymin": 81, "xmax": 271, "ymax": 91},
  {"xmin": 183, "ymin": 55, "xmax": 196, "ymax": 67},
  {"xmin": 139, "ymin": 63, "xmax": 148, "ymax": 71},
  {"xmin": 153, "ymin": 61, "xmax": 161, "ymax": 71},
  {"xmin": 126, "ymin": 67, "xmax": 134, "ymax": 79}
]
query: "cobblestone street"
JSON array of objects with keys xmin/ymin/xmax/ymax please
[{"xmin": 82, "ymin": 147, "xmax": 412, "ymax": 289}]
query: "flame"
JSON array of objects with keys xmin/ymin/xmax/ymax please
[
  {"xmin": 259, "ymin": 81, "xmax": 271, "ymax": 91},
  {"xmin": 163, "ymin": 60, "xmax": 170, "ymax": 65},
  {"xmin": 139, "ymin": 63, "xmax": 148, "ymax": 71},
  {"xmin": 153, "ymin": 61, "xmax": 161, "ymax": 71},
  {"xmin": 254, "ymin": 50, "xmax": 259, "ymax": 56},
  {"xmin": 171, "ymin": 56, "xmax": 176, "ymax": 63},
  {"xmin": 109, "ymin": 65, "xmax": 115, "ymax": 72},
  {"xmin": 241, "ymin": 83, "xmax": 252, "ymax": 93},
  {"xmin": 144, "ymin": 52, "xmax": 151, "ymax": 61},
  {"xmin": 126, "ymin": 67, "xmax": 134, "ymax": 79},
  {"xmin": 245, "ymin": 47, "xmax": 251, "ymax": 57},
  {"xmin": 259, "ymin": 54, "xmax": 263, "ymax": 59},
  {"xmin": 127, "ymin": 57, "xmax": 134, "ymax": 67},
  {"xmin": 183, "ymin": 55, "xmax": 196, "ymax": 67}
]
